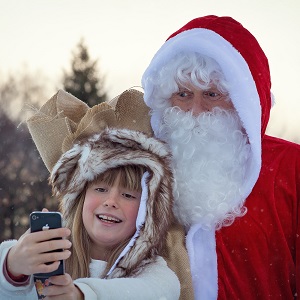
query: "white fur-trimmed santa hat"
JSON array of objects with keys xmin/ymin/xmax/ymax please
[{"xmin": 142, "ymin": 15, "xmax": 272, "ymax": 201}]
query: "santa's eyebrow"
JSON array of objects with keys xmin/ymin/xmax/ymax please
[{"xmin": 177, "ymin": 87, "xmax": 192, "ymax": 91}]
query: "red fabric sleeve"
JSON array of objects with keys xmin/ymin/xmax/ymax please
[{"xmin": 3, "ymin": 251, "xmax": 30, "ymax": 287}]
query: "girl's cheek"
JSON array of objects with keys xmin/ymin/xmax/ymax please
[{"xmin": 82, "ymin": 197, "xmax": 95, "ymax": 216}]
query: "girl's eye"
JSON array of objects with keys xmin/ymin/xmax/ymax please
[
  {"xmin": 122, "ymin": 193, "xmax": 136, "ymax": 199},
  {"xmin": 95, "ymin": 187, "xmax": 107, "ymax": 193}
]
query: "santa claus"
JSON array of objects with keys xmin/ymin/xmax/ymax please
[{"xmin": 142, "ymin": 15, "xmax": 300, "ymax": 299}]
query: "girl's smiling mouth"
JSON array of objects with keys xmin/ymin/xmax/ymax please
[{"xmin": 97, "ymin": 214, "xmax": 122, "ymax": 224}]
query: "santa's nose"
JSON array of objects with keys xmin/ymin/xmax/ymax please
[{"xmin": 189, "ymin": 91, "xmax": 208, "ymax": 115}]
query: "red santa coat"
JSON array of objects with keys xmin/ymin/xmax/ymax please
[{"xmin": 142, "ymin": 15, "xmax": 300, "ymax": 299}]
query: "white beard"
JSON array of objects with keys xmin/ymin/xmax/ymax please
[{"xmin": 155, "ymin": 107, "xmax": 251, "ymax": 230}]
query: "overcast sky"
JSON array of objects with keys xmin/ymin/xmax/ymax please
[{"xmin": 0, "ymin": 0, "xmax": 299, "ymax": 140}]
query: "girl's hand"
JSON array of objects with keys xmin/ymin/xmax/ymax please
[
  {"xmin": 7, "ymin": 227, "xmax": 71, "ymax": 277},
  {"xmin": 43, "ymin": 273, "xmax": 84, "ymax": 300}
]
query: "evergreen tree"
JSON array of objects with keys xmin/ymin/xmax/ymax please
[
  {"xmin": 63, "ymin": 39, "xmax": 107, "ymax": 106},
  {"xmin": 0, "ymin": 72, "xmax": 56, "ymax": 240}
]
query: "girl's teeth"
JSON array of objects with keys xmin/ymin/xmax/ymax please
[{"xmin": 98, "ymin": 215, "xmax": 121, "ymax": 223}]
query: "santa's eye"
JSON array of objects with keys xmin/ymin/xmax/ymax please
[
  {"xmin": 203, "ymin": 90, "xmax": 224, "ymax": 100},
  {"xmin": 175, "ymin": 89, "xmax": 193, "ymax": 98},
  {"xmin": 178, "ymin": 91, "xmax": 188, "ymax": 97}
]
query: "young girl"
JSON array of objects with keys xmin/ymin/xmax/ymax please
[{"xmin": 0, "ymin": 89, "xmax": 180, "ymax": 299}]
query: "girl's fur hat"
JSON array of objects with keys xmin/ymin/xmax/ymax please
[{"xmin": 27, "ymin": 89, "xmax": 174, "ymax": 278}]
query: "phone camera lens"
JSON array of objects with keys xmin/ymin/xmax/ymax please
[{"xmin": 32, "ymin": 215, "xmax": 37, "ymax": 220}]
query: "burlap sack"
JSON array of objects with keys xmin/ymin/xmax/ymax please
[{"xmin": 162, "ymin": 223, "xmax": 195, "ymax": 300}]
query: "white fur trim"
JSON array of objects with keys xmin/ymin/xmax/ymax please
[
  {"xmin": 271, "ymin": 92, "xmax": 275, "ymax": 107},
  {"xmin": 186, "ymin": 225, "xmax": 217, "ymax": 299},
  {"xmin": 136, "ymin": 172, "xmax": 149, "ymax": 227}
]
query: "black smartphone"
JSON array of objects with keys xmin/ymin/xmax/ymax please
[{"xmin": 30, "ymin": 211, "xmax": 65, "ymax": 299}]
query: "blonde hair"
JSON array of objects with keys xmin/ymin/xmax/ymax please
[{"xmin": 62, "ymin": 164, "xmax": 147, "ymax": 279}]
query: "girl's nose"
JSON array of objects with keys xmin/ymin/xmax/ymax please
[{"xmin": 103, "ymin": 195, "xmax": 119, "ymax": 208}]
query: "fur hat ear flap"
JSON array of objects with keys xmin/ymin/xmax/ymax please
[{"xmin": 50, "ymin": 142, "xmax": 91, "ymax": 214}]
